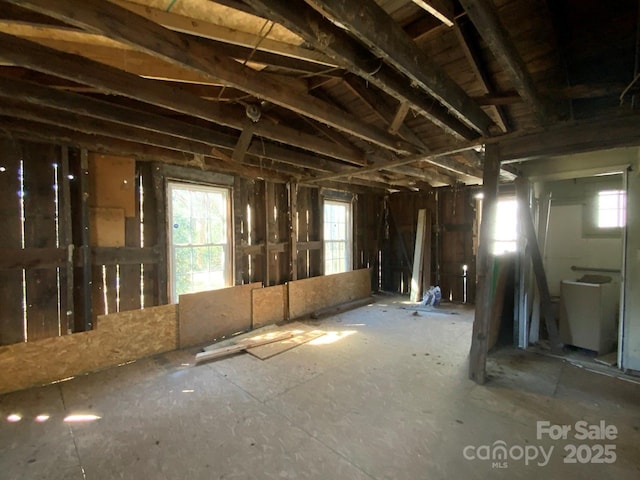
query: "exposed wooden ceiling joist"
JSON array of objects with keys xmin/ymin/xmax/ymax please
[
  {"xmin": 0, "ymin": 32, "xmax": 368, "ymax": 166},
  {"xmin": 111, "ymin": 0, "xmax": 336, "ymax": 67},
  {"xmin": 304, "ymin": 0, "xmax": 493, "ymax": 134},
  {"xmin": 6, "ymin": 0, "xmax": 416, "ymax": 154},
  {"xmin": 243, "ymin": 0, "xmax": 480, "ymax": 140},
  {"xmin": 458, "ymin": 0, "xmax": 551, "ymax": 124}
]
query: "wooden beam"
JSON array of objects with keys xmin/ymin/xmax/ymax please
[
  {"xmin": 410, "ymin": 209, "xmax": 428, "ymax": 301},
  {"xmin": 0, "ymin": 33, "xmax": 366, "ymax": 165},
  {"xmin": 243, "ymin": 0, "xmax": 480, "ymax": 140},
  {"xmin": 410, "ymin": 0, "xmax": 454, "ymax": 26},
  {"xmin": 304, "ymin": 0, "xmax": 493, "ymax": 134},
  {"xmin": 454, "ymin": 16, "xmax": 509, "ymax": 133},
  {"xmin": 0, "ymin": 20, "xmax": 328, "ymax": 81},
  {"xmin": 0, "ymin": 76, "xmax": 365, "ymax": 175},
  {"xmin": 9, "ymin": 0, "xmax": 413, "ymax": 153},
  {"xmin": 458, "ymin": 0, "xmax": 550, "ymax": 124},
  {"xmin": 110, "ymin": 0, "xmax": 335, "ymax": 67},
  {"xmin": 469, "ymin": 143, "xmax": 500, "ymax": 384},
  {"xmin": 0, "ymin": 118, "xmax": 289, "ymax": 181},
  {"xmin": 388, "ymin": 102, "xmax": 411, "ymax": 136},
  {"xmin": 496, "ymin": 113, "xmax": 640, "ymax": 161},
  {"xmin": 302, "ymin": 140, "xmax": 483, "ymax": 184},
  {"xmin": 232, "ymin": 121, "xmax": 255, "ymax": 163}
]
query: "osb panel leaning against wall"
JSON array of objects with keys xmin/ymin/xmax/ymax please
[{"xmin": 0, "ymin": 304, "xmax": 177, "ymax": 395}]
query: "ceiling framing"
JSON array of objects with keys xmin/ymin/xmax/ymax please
[{"xmin": 0, "ymin": 0, "xmax": 638, "ymax": 191}]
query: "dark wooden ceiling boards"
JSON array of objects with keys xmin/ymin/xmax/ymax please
[{"xmin": 0, "ymin": 0, "xmax": 637, "ymax": 190}]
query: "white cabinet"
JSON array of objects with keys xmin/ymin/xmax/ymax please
[{"xmin": 559, "ymin": 281, "xmax": 618, "ymax": 354}]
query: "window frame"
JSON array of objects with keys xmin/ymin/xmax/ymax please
[
  {"xmin": 167, "ymin": 181, "xmax": 233, "ymax": 303},
  {"xmin": 323, "ymin": 198, "xmax": 353, "ymax": 275}
]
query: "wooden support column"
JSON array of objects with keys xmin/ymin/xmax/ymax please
[
  {"xmin": 289, "ymin": 182, "xmax": 298, "ymax": 282},
  {"xmin": 60, "ymin": 147, "xmax": 74, "ymax": 333},
  {"xmin": 516, "ymin": 177, "xmax": 561, "ymax": 350},
  {"xmin": 79, "ymin": 149, "xmax": 92, "ymax": 330},
  {"xmin": 469, "ymin": 143, "xmax": 500, "ymax": 384},
  {"xmin": 410, "ymin": 209, "xmax": 427, "ymax": 302},
  {"xmin": 263, "ymin": 181, "xmax": 270, "ymax": 287}
]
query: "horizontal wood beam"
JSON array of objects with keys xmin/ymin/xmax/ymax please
[
  {"xmin": 304, "ymin": 0, "xmax": 493, "ymax": 134},
  {"xmin": 496, "ymin": 113, "xmax": 640, "ymax": 161},
  {"xmin": 459, "ymin": 0, "xmax": 550, "ymax": 124},
  {"xmin": 243, "ymin": 0, "xmax": 479, "ymax": 140},
  {"xmin": 0, "ymin": 33, "xmax": 366, "ymax": 166},
  {"xmin": 9, "ymin": 0, "xmax": 414, "ymax": 153},
  {"xmin": 0, "ymin": 118, "xmax": 289, "ymax": 181},
  {"xmin": 111, "ymin": 0, "xmax": 336, "ymax": 67},
  {"xmin": 0, "ymin": 248, "xmax": 66, "ymax": 270}
]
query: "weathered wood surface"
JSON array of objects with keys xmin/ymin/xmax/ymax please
[
  {"xmin": 0, "ymin": 304, "xmax": 177, "ymax": 394},
  {"xmin": 178, "ymin": 282, "xmax": 262, "ymax": 348},
  {"xmin": 288, "ymin": 268, "xmax": 371, "ymax": 319}
]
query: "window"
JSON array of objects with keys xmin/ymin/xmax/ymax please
[
  {"xmin": 597, "ymin": 190, "xmax": 626, "ymax": 228},
  {"xmin": 323, "ymin": 200, "xmax": 352, "ymax": 274},
  {"xmin": 493, "ymin": 198, "xmax": 518, "ymax": 255},
  {"xmin": 168, "ymin": 182, "xmax": 231, "ymax": 302}
]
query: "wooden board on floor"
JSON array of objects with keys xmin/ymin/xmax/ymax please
[
  {"xmin": 178, "ymin": 282, "xmax": 262, "ymax": 348},
  {"xmin": 0, "ymin": 304, "xmax": 177, "ymax": 394},
  {"xmin": 247, "ymin": 322, "xmax": 325, "ymax": 360},
  {"xmin": 288, "ymin": 268, "xmax": 371, "ymax": 319},
  {"xmin": 252, "ymin": 284, "xmax": 287, "ymax": 329}
]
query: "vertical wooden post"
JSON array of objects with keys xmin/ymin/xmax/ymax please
[
  {"xmin": 289, "ymin": 182, "xmax": 298, "ymax": 282},
  {"xmin": 79, "ymin": 149, "xmax": 92, "ymax": 330},
  {"xmin": 152, "ymin": 164, "xmax": 168, "ymax": 304},
  {"xmin": 60, "ymin": 147, "xmax": 74, "ymax": 333},
  {"xmin": 263, "ymin": 181, "xmax": 270, "ymax": 287},
  {"xmin": 469, "ymin": 143, "xmax": 500, "ymax": 384},
  {"xmin": 410, "ymin": 209, "xmax": 427, "ymax": 302}
]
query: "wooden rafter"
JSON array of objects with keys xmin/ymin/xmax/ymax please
[
  {"xmin": 304, "ymin": 0, "xmax": 493, "ymax": 134},
  {"xmin": 459, "ymin": 0, "xmax": 551, "ymax": 124},
  {"xmin": 454, "ymin": 16, "xmax": 510, "ymax": 133},
  {"xmin": 243, "ymin": 0, "xmax": 480, "ymax": 140},
  {"xmin": 0, "ymin": 32, "xmax": 367, "ymax": 166},
  {"xmin": 110, "ymin": 0, "xmax": 336, "ymax": 68},
  {"xmin": 6, "ymin": 0, "xmax": 415, "ymax": 154}
]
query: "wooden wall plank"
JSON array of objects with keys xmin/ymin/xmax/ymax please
[
  {"xmin": 252, "ymin": 284, "xmax": 287, "ymax": 329},
  {"xmin": 22, "ymin": 142, "xmax": 60, "ymax": 341},
  {"xmin": 89, "ymin": 207, "xmax": 125, "ymax": 247},
  {"xmin": 88, "ymin": 153, "xmax": 136, "ymax": 216},
  {"xmin": 0, "ymin": 304, "xmax": 177, "ymax": 395},
  {"xmin": 0, "ymin": 139, "xmax": 25, "ymax": 345},
  {"xmin": 178, "ymin": 282, "xmax": 262, "ymax": 348},
  {"xmin": 119, "ymin": 217, "xmax": 142, "ymax": 312},
  {"xmin": 140, "ymin": 163, "xmax": 158, "ymax": 307},
  {"xmin": 289, "ymin": 268, "xmax": 371, "ymax": 319}
]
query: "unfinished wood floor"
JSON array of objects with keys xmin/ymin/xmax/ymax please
[{"xmin": 1, "ymin": 296, "xmax": 639, "ymax": 479}]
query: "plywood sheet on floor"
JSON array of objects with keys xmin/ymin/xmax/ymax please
[
  {"xmin": 178, "ymin": 282, "xmax": 262, "ymax": 348},
  {"xmin": 247, "ymin": 322, "xmax": 324, "ymax": 360},
  {"xmin": 252, "ymin": 284, "xmax": 287, "ymax": 329},
  {"xmin": 0, "ymin": 304, "xmax": 177, "ymax": 394},
  {"xmin": 288, "ymin": 268, "xmax": 371, "ymax": 319}
]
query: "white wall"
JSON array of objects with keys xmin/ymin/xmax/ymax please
[{"xmin": 542, "ymin": 175, "xmax": 625, "ymax": 296}]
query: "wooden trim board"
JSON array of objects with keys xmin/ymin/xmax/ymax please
[{"xmin": 195, "ymin": 331, "xmax": 293, "ymax": 364}]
